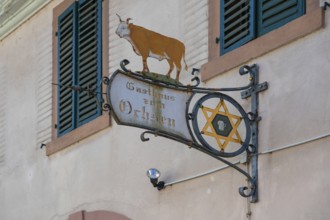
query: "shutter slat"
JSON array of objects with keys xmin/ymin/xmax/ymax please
[
  {"xmin": 224, "ymin": 0, "xmax": 249, "ymax": 18},
  {"xmin": 79, "ymin": 37, "xmax": 98, "ymax": 51},
  {"xmin": 60, "ymin": 124, "xmax": 72, "ymax": 132},
  {"xmin": 224, "ymin": 21, "xmax": 249, "ymax": 41},
  {"xmin": 59, "ymin": 107, "xmax": 72, "ymax": 119},
  {"xmin": 79, "ymin": 27, "xmax": 97, "ymax": 43},
  {"xmin": 80, "ymin": 11, "xmax": 96, "ymax": 24},
  {"xmin": 59, "ymin": 95, "xmax": 72, "ymax": 106},
  {"xmin": 59, "ymin": 57, "xmax": 73, "ymax": 71},
  {"xmin": 59, "ymin": 15, "xmax": 73, "ymax": 33},
  {"xmin": 80, "ymin": 13, "xmax": 97, "ymax": 29},
  {"xmin": 258, "ymin": 0, "xmax": 305, "ymax": 35},
  {"xmin": 59, "ymin": 67, "xmax": 72, "ymax": 80},
  {"xmin": 59, "ymin": 55, "xmax": 73, "ymax": 71},
  {"xmin": 224, "ymin": 5, "xmax": 249, "ymax": 25},
  {"xmin": 262, "ymin": 1, "xmax": 297, "ymax": 20},
  {"xmin": 59, "ymin": 31, "xmax": 73, "ymax": 47},
  {"xmin": 59, "ymin": 50, "xmax": 73, "ymax": 64},
  {"xmin": 78, "ymin": 94, "xmax": 98, "ymax": 121},
  {"xmin": 80, "ymin": 77, "xmax": 97, "ymax": 89},
  {"xmin": 79, "ymin": 104, "xmax": 98, "ymax": 119},
  {"xmin": 79, "ymin": 38, "xmax": 96, "ymax": 52},
  {"xmin": 59, "ymin": 93, "xmax": 72, "ymax": 105},
  {"xmin": 60, "ymin": 25, "xmax": 73, "ymax": 39},
  {"xmin": 59, "ymin": 88, "xmax": 72, "ymax": 99},
  {"xmin": 59, "ymin": 116, "xmax": 74, "ymax": 131},
  {"xmin": 220, "ymin": 0, "xmax": 255, "ymax": 54},
  {"xmin": 59, "ymin": 37, "xmax": 73, "ymax": 51},
  {"xmin": 79, "ymin": 0, "xmax": 96, "ymax": 13},
  {"xmin": 79, "ymin": 97, "xmax": 96, "ymax": 109},
  {"xmin": 59, "ymin": 66, "xmax": 73, "ymax": 82},
  {"xmin": 225, "ymin": 30, "xmax": 249, "ymax": 48},
  {"xmin": 79, "ymin": 59, "xmax": 97, "ymax": 74},
  {"xmin": 262, "ymin": 7, "xmax": 297, "ymax": 27},
  {"xmin": 79, "ymin": 47, "xmax": 97, "ymax": 62},
  {"xmin": 224, "ymin": 13, "xmax": 249, "ymax": 32},
  {"xmin": 79, "ymin": 67, "xmax": 96, "ymax": 82}
]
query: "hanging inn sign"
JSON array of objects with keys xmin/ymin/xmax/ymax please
[
  {"xmin": 104, "ymin": 60, "xmax": 268, "ymax": 203},
  {"xmin": 103, "ymin": 16, "xmax": 268, "ymax": 202}
]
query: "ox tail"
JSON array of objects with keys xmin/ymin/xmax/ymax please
[{"xmin": 183, "ymin": 49, "xmax": 188, "ymax": 71}]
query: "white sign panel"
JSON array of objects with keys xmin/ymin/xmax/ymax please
[{"xmin": 108, "ymin": 71, "xmax": 193, "ymax": 141}]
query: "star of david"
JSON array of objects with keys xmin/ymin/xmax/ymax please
[{"xmin": 200, "ymin": 99, "xmax": 243, "ymax": 151}]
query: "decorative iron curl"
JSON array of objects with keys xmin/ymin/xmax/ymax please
[
  {"xmin": 239, "ymin": 184, "xmax": 256, "ymax": 198},
  {"xmin": 102, "ymin": 103, "xmax": 111, "ymax": 112},
  {"xmin": 247, "ymin": 112, "xmax": 257, "ymax": 122},
  {"xmin": 120, "ymin": 59, "xmax": 131, "ymax": 72},
  {"xmin": 103, "ymin": 76, "xmax": 110, "ymax": 85},
  {"xmin": 247, "ymin": 144, "xmax": 257, "ymax": 154},
  {"xmin": 239, "ymin": 64, "xmax": 256, "ymax": 77},
  {"xmin": 189, "ymin": 68, "xmax": 201, "ymax": 87},
  {"xmin": 141, "ymin": 131, "xmax": 157, "ymax": 142},
  {"xmin": 189, "ymin": 76, "xmax": 200, "ymax": 87}
]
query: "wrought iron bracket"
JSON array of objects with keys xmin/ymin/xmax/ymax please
[
  {"xmin": 241, "ymin": 82, "xmax": 268, "ymax": 99},
  {"xmin": 239, "ymin": 64, "xmax": 267, "ymax": 202},
  {"xmin": 104, "ymin": 60, "xmax": 268, "ymax": 203},
  {"xmin": 51, "ymin": 79, "xmax": 111, "ymax": 113}
]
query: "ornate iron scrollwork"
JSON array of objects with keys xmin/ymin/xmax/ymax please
[{"xmin": 104, "ymin": 60, "xmax": 268, "ymax": 202}]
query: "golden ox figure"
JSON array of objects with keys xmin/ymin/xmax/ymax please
[{"xmin": 115, "ymin": 15, "xmax": 188, "ymax": 81}]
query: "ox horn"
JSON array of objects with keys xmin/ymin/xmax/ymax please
[
  {"xmin": 126, "ymin": 18, "xmax": 132, "ymax": 24},
  {"xmin": 116, "ymin": 14, "xmax": 123, "ymax": 22}
]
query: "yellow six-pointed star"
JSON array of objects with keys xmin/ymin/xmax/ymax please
[{"xmin": 200, "ymin": 99, "xmax": 243, "ymax": 150}]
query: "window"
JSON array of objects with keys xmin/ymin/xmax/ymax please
[
  {"xmin": 201, "ymin": 0, "xmax": 324, "ymax": 81},
  {"xmin": 57, "ymin": 0, "xmax": 103, "ymax": 136},
  {"xmin": 220, "ymin": 0, "xmax": 305, "ymax": 55},
  {"xmin": 48, "ymin": 0, "xmax": 109, "ymax": 155}
]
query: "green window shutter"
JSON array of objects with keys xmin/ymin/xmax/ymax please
[
  {"xmin": 57, "ymin": 0, "xmax": 102, "ymax": 137},
  {"xmin": 220, "ymin": 0, "xmax": 256, "ymax": 55},
  {"xmin": 258, "ymin": 0, "xmax": 305, "ymax": 35},
  {"xmin": 57, "ymin": 2, "xmax": 77, "ymax": 136},
  {"xmin": 76, "ymin": 0, "xmax": 102, "ymax": 126}
]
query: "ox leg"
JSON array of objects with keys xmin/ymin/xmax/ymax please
[
  {"xmin": 166, "ymin": 59, "xmax": 174, "ymax": 79},
  {"xmin": 142, "ymin": 57, "xmax": 149, "ymax": 73},
  {"xmin": 175, "ymin": 70, "xmax": 181, "ymax": 81},
  {"xmin": 174, "ymin": 61, "xmax": 182, "ymax": 81}
]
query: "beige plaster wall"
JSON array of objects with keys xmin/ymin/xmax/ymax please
[{"xmin": 0, "ymin": 0, "xmax": 329, "ymax": 220}]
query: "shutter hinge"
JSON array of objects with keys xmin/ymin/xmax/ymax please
[
  {"xmin": 54, "ymin": 124, "xmax": 57, "ymax": 129},
  {"xmin": 55, "ymin": 31, "xmax": 58, "ymax": 37},
  {"xmin": 216, "ymin": 37, "xmax": 220, "ymax": 44}
]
